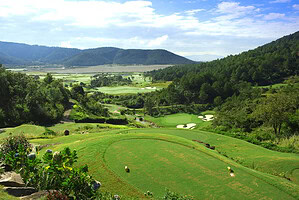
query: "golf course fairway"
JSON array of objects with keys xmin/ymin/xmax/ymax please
[
  {"xmin": 30, "ymin": 128, "xmax": 299, "ymax": 199},
  {"xmin": 104, "ymin": 138, "xmax": 298, "ymax": 199}
]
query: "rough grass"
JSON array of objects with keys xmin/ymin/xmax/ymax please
[
  {"xmin": 0, "ymin": 186, "xmax": 19, "ymax": 200},
  {"xmin": 29, "ymin": 130, "xmax": 299, "ymax": 199}
]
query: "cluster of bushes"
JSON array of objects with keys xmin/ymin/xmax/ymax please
[
  {"xmin": 0, "ymin": 135, "xmax": 194, "ymax": 199},
  {"xmin": 73, "ymin": 116, "xmax": 128, "ymax": 125},
  {"xmin": 0, "ymin": 135, "xmax": 103, "ymax": 199},
  {"xmin": 90, "ymin": 74, "xmax": 132, "ymax": 87},
  {"xmin": 70, "ymin": 106, "xmax": 128, "ymax": 125}
]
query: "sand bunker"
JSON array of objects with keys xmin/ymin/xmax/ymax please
[
  {"xmin": 176, "ymin": 123, "xmax": 196, "ymax": 129},
  {"xmin": 199, "ymin": 115, "xmax": 214, "ymax": 121},
  {"xmin": 141, "ymin": 87, "xmax": 157, "ymax": 90}
]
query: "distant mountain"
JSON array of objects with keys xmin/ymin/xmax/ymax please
[{"xmin": 0, "ymin": 41, "xmax": 195, "ymax": 66}]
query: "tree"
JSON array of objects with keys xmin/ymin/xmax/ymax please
[
  {"xmin": 144, "ymin": 97, "xmax": 154, "ymax": 116},
  {"xmin": 254, "ymin": 93, "xmax": 296, "ymax": 136},
  {"xmin": 43, "ymin": 73, "xmax": 54, "ymax": 84}
]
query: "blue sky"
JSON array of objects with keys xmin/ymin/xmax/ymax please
[{"xmin": 0, "ymin": 0, "xmax": 298, "ymax": 61}]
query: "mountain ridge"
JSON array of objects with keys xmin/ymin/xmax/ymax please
[{"xmin": 0, "ymin": 41, "xmax": 195, "ymax": 66}]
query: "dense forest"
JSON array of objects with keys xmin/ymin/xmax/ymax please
[
  {"xmin": 0, "ymin": 66, "xmax": 69, "ymax": 127},
  {"xmin": 144, "ymin": 31, "xmax": 299, "ymax": 106}
]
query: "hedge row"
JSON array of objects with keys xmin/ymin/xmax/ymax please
[{"xmin": 74, "ymin": 116, "xmax": 128, "ymax": 125}]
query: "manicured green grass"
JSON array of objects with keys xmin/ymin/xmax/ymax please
[
  {"xmin": 29, "ymin": 130, "xmax": 299, "ymax": 199},
  {"xmin": 0, "ymin": 124, "xmax": 46, "ymax": 139},
  {"xmin": 129, "ymin": 128, "xmax": 299, "ymax": 185},
  {"xmin": 105, "ymin": 138, "xmax": 297, "ymax": 199},
  {"xmin": 145, "ymin": 113, "xmax": 210, "ymax": 129}
]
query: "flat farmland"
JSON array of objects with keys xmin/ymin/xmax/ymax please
[{"xmin": 43, "ymin": 64, "xmax": 172, "ymax": 73}]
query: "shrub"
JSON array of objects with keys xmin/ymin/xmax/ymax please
[
  {"xmin": 163, "ymin": 189, "xmax": 193, "ymax": 200},
  {"xmin": 0, "ymin": 135, "xmax": 32, "ymax": 156},
  {"xmin": 46, "ymin": 190, "xmax": 69, "ymax": 200},
  {"xmin": 1, "ymin": 144, "xmax": 101, "ymax": 199},
  {"xmin": 43, "ymin": 128, "xmax": 57, "ymax": 136}
]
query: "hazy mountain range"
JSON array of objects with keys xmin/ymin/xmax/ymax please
[{"xmin": 0, "ymin": 41, "xmax": 195, "ymax": 66}]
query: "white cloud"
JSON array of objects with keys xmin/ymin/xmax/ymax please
[
  {"xmin": 185, "ymin": 9, "xmax": 205, "ymax": 15},
  {"xmin": 270, "ymin": 0, "xmax": 291, "ymax": 3},
  {"xmin": 60, "ymin": 41, "xmax": 72, "ymax": 48},
  {"xmin": 293, "ymin": 4, "xmax": 299, "ymax": 10},
  {"xmin": 264, "ymin": 13, "xmax": 286, "ymax": 20},
  {"xmin": 0, "ymin": 0, "xmax": 298, "ymax": 61},
  {"xmin": 216, "ymin": 2, "xmax": 257, "ymax": 16},
  {"xmin": 147, "ymin": 35, "xmax": 169, "ymax": 47}
]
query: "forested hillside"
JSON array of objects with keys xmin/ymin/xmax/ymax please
[
  {"xmin": 147, "ymin": 31, "xmax": 299, "ymax": 86},
  {"xmin": 0, "ymin": 41, "xmax": 194, "ymax": 66},
  {"xmin": 142, "ymin": 31, "xmax": 299, "ymax": 152}
]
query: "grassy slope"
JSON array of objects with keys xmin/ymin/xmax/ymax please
[
  {"xmin": 0, "ymin": 124, "xmax": 46, "ymax": 139},
  {"xmin": 29, "ymin": 129, "xmax": 299, "ymax": 199},
  {"xmin": 130, "ymin": 128, "xmax": 299, "ymax": 184},
  {"xmin": 105, "ymin": 138, "xmax": 296, "ymax": 199}
]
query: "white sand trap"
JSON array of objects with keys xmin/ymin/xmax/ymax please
[
  {"xmin": 201, "ymin": 114, "xmax": 214, "ymax": 121},
  {"xmin": 145, "ymin": 87, "xmax": 156, "ymax": 90},
  {"xmin": 198, "ymin": 116, "xmax": 204, "ymax": 119},
  {"xmin": 176, "ymin": 123, "xmax": 196, "ymax": 129},
  {"xmin": 141, "ymin": 88, "xmax": 145, "ymax": 90}
]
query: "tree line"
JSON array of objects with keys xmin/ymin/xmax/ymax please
[{"xmin": 0, "ymin": 66, "xmax": 69, "ymax": 127}]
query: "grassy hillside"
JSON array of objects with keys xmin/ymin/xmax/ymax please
[{"xmin": 25, "ymin": 125, "xmax": 299, "ymax": 199}]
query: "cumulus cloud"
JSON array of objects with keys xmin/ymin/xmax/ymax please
[
  {"xmin": 0, "ymin": 0, "xmax": 298, "ymax": 61},
  {"xmin": 270, "ymin": 0, "xmax": 291, "ymax": 3},
  {"xmin": 185, "ymin": 9, "xmax": 205, "ymax": 15},
  {"xmin": 147, "ymin": 35, "xmax": 169, "ymax": 47},
  {"xmin": 60, "ymin": 41, "xmax": 72, "ymax": 48},
  {"xmin": 264, "ymin": 13, "xmax": 286, "ymax": 20},
  {"xmin": 216, "ymin": 2, "xmax": 257, "ymax": 15}
]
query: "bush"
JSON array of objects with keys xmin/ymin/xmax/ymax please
[
  {"xmin": 106, "ymin": 117, "xmax": 128, "ymax": 125},
  {"xmin": 46, "ymin": 190, "xmax": 69, "ymax": 200},
  {"xmin": 43, "ymin": 128, "xmax": 57, "ymax": 136},
  {"xmin": 0, "ymin": 135, "xmax": 32, "ymax": 158},
  {"xmin": 163, "ymin": 189, "xmax": 193, "ymax": 200},
  {"xmin": 74, "ymin": 117, "xmax": 106, "ymax": 123},
  {"xmin": 1, "ymin": 144, "xmax": 101, "ymax": 199}
]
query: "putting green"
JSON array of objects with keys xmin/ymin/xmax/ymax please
[
  {"xmin": 104, "ymin": 138, "xmax": 296, "ymax": 199},
  {"xmin": 146, "ymin": 113, "xmax": 204, "ymax": 128}
]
